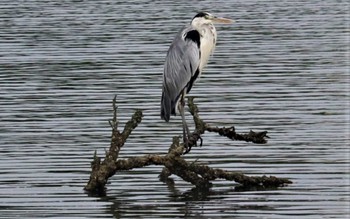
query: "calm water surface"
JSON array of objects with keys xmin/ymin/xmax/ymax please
[{"xmin": 0, "ymin": 0, "xmax": 349, "ymax": 218}]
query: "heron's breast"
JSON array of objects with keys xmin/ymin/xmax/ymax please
[{"xmin": 199, "ymin": 25, "xmax": 217, "ymax": 71}]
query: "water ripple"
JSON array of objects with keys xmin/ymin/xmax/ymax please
[{"xmin": 0, "ymin": 0, "xmax": 349, "ymax": 218}]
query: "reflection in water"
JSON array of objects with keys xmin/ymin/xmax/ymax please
[
  {"xmin": 104, "ymin": 179, "xmax": 284, "ymax": 218},
  {"xmin": 0, "ymin": 0, "xmax": 349, "ymax": 218}
]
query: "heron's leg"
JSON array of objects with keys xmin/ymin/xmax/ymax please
[{"xmin": 179, "ymin": 92, "xmax": 190, "ymax": 151}]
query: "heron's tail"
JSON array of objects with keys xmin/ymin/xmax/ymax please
[{"xmin": 161, "ymin": 91, "xmax": 171, "ymax": 122}]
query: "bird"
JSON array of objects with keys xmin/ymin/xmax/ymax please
[{"xmin": 161, "ymin": 12, "xmax": 233, "ymax": 153}]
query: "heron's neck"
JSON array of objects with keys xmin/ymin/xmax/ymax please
[{"xmin": 192, "ymin": 22, "xmax": 212, "ymax": 33}]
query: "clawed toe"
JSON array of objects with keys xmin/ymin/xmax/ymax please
[
  {"xmin": 198, "ymin": 135, "xmax": 203, "ymax": 146},
  {"xmin": 183, "ymin": 137, "xmax": 192, "ymax": 154}
]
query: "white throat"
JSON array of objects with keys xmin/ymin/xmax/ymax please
[{"xmin": 191, "ymin": 18, "xmax": 217, "ymax": 71}]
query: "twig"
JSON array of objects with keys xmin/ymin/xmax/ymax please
[
  {"xmin": 187, "ymin": 97, "xmax": 269, "ymax": 148},
  {"xmin": 84, "ymin": 96, "xmax": 143, "ymax": 194}
]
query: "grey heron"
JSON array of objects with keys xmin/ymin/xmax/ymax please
[{"xmin": 161, "ymin": 12, "xmax": 233, "ymax": 152}]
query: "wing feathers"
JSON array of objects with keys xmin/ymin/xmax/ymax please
[{"xmin": 161, "ymin": 26, "xmax": 201, "ymax": 121}]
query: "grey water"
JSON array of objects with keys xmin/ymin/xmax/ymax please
[{"xmin": 0, "ymin": 0, "xmax": 349, "ymax": 218}]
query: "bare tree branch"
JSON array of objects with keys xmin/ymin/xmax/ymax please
[{"xmin": 84, "ymin": 97, "xmax": 292, "ymax": 195}]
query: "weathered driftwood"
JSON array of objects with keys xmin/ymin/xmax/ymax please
[{"xmin": 84, "ymin": 96, "xmax": 292, "ymax": 194}]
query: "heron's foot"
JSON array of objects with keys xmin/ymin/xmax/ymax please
[
  {"xmin": 183, "ymin": 133, "xmax": 203, "ymax": 154},
  {"xmin": 183, "ymin": 137, "xmax": 192, "ymax": 155},
  {"xmin": 191, "ymin": 133, "xmax": 203, "ymax": 147},
  {"xmin": 183, "ymin": 144, "xmax": 192, "ymax": 154}
]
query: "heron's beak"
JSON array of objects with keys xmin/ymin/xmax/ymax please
[{"xmin": 211, "ymin": 17, "xmax": 234, "ymax": 24}]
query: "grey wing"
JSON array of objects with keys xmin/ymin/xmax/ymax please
[{"xmin": 161, "ymin": 26, "xmax": 201, "ymax": 122}]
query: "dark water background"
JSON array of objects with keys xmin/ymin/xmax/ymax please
[{"xmin": 0, "ymin": 0, "xmax": 349, "ymax": 218}]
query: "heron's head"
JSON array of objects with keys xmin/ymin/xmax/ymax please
[{"xmin": 191, "ymin": 12, "xmax": 233, "ymax": 27}]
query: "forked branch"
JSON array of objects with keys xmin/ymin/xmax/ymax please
[{"xmin": 84, "ymin": 96, "xmax": 292, "ymax": 195}]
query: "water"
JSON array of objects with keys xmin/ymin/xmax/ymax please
[{"xmin": 0, "ymin": 0, "xmax": 349, "ymax": 218}]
